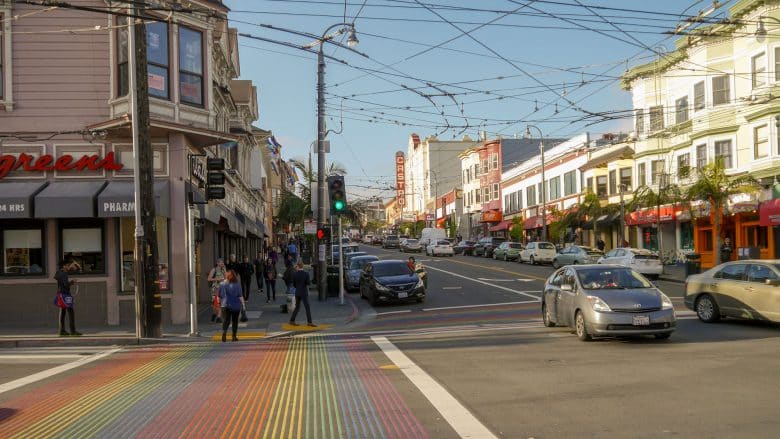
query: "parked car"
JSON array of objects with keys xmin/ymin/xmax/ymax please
[
  {"xmin": 331, "ymin": 243, "xmax": 360, "ymax": 264},
  {"xmin": 372, "ymin": 236, "xmax": 383, "ymax": 245},
  {"xmin": 362, "ymin": 234, "xmax": 374, "ymax": 244},
  {"xmin": 426, "ymin": 239, "xmax": 454, "ymax": 257},
  {"xmin": 552, "ymin": 246, "xmax": 604, "ymax": 268},
  {"xmin": 400, "ymin": 238, "xmax": 422, "ymax": 253},
  {"xmin": 359, "ymin": 260, "xmax": 426, "ymax": 305},
  {"xmin": 541, "ymin": 265, "xmax": 676, "ymax": 341},
  {"xmin": 344, "ymin": 251, "xmax": 368, "ymax": 266},
  {"xmin": 519, "ymin": 241, "xmax": 557, "ymax": 265},
  {"xmin": 345, "ymin": 255, "xmax": 379, "ymax": 291},
  {"xmin": 473, "ymin": 237, "xmax": 507, "ymax": 257},
  {"xmin": 684, "ymin": 260, "xmax": 780, "ymax": 323},
  {"xmin": 493, "ymin": 242, "xmax": 524, "ymax": 261},
  {"xmin": 382, "ymin": 235, "xmax": 401, "ymax": 249},
  {"xmin": 598, "ymin": 248, "xmax": 663, "ymax": 279},
  {"xmin": 453, "ymin": 240, "xmax": 476, "ymax": 255}
]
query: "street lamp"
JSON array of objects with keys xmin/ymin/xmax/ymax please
[
  {"xmin": 311, "ymin": 23, "xmax": 358, "ymax": 300},
  {"xmin": 525, "ymin": 125, "xmax": 546, "ymax": 241}
]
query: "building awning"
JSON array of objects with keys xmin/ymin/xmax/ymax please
[
  {"xmin": 625, "ymin": 205, "xmax": 678, "ymax": 226},
  {"xmin": 580, "ymin": 219, "xmax": 594, "ymax": 230},
  {"xmin": 524, "ymin": 215, "xmax": 543, "ymax": 230},
  {"xmin": 0, "ymin": 181, "xmax": 49, "ymax": 219},
  {"xmin": 221, "ymin": 210, "xmax": 246, "ymax": 237},
  {"xmin": 97, "ymin": 181, "xmax": 170, "ymax": 218},
  {"xmin": 256, "ymin": 220, "xmax": 267, "ymax": 237},
  {"xmin": 481, "ymin": 210, "xmax": 502, "ymax": 223},
  {"xmin": 489, "ymin": 220, "xmax": 512, "ymax": 232},
  {"xmin": 596, "ymin": 213, "xmax": 621, "ymax": 225},
  {"xmin": 760, "ymin": 198, "xmax": 780, "ymax": 226},
  {"xmin": 35, "ymin": 181, "xmax": 107, "ymax": 218},
  {"xmin": 436, "ymin": 217, "xmax": 447, "ymax": 228}
]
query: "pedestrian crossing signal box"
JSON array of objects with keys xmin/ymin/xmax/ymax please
[{"xmin": 206, "ymin": 157, "xmax": 226, "ymax": 200}]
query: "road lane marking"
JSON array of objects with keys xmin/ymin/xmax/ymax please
[
  {"xmin": 441, "ymin": 286, "xmax": 462, "ymax": 290},
  {"xmin": 375, "ymin": 310, "xmax": 412, "ymax": 316},
  {"xmin": 477, "ymin": 278, "xmax": 515, "ymax": 282},
  {"xmin": 0, "ymin": 354, "xmax": 85, "ymax": 360},
  {"xmin": 424, "ymin": 265, "xmax": 541, "ymax": 301},
  {"xmin": 371, "ymin": 336, "xmax": 498, "ymax": 439},
  {"xmin": 0, "ymin": 348, "xmax": 122, "ymax": 395},
  {"xmin": 516, "ymin": 279, "xmax": 535, "ymax": 282},
  {"xmin": 422, "ymin": 300, "xmax": 539, "ymax": 312}
]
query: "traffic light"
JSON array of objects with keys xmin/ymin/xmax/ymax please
[
  {"xmin": 327, "ymin": 175, "xmax": 346, "ymax": 215},
  {"xmin": 206, "ymin": 157, "xmax": 225, "ymax": 200},
  {"xmin": 316, "ymin": 227, "xmax": 330, "ymax": 241}
]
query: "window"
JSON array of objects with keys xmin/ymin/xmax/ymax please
[
  {"xmin": 515, "ymin": 191, "xmax": 522, "ymax": 211},
  {"xmin": 752, "ymin": 52, "xmax": 766, "ymax": 88},
  {"xmin": 693, "ymin": 81, "xmax": 705, "ymax": 110},
  {"xmin": 619, "ymin": 167, "xmax": 632, "ymax": 191},
  {"xmin": 715, "ymin": 264, "xmax": 746, "ymax": 280},
  {"xmin": 651, "ymin": 160, "xmax": 665, "ymax": 184},
  {"xmin": 475, "ymin": 189, "xmax": 480, "ymax": 204},
  {"xmin": 609, "ymin": 170, "xmax": 617, "ymax": 194},
  {"xmin": 504, "ymin": 194, "xmax": 510, "ymax": 212},
  {"xmin": 2, "ymin": 222, "xmax": 44, "ymax": 276},
  {"xmin": 747, "ymin": 264, "xmax": 777, "ymax": 283},
  {"xmin": 776, "ymin": 47, "xmax": 780, "ymax": 81},
  {"xmin": 474, "ymin": 163, "xmax": 480, "ymax": 177},
  {"xmin": 596, "ymin": 175, "xmax": 607, "ymax": 198},
  {"xmin": 492, "ymin": 183, "xmax": 499, "ymax": 201},
  {"xmin": 754, "ymin": 124, "xmax": 769, "ymax": 159},
  {"xmin": 60, "ymin": 220, "xmax": 104, "ymax": 274},
  {"xmin": 120, "ymin": 217, "xmax": 169, "ymax": 292},
  {"xmin": 491, "ymin": 153, "xmax": 499, "ymax": 170},
  {"xmin": 635, "ymin": 109, "xmax": 644, "ymax": 134},
  {"xmin": 483, "ymin": 187, "xmax": 491, "ymax": 202},
  {"xmin": 714, "ymin": 140, "xmax": 733, "ymax": 168},
  {"xmin": 696, "ymin": 144, "xmax": 707, "ymax": 169},
  {"xmin": 586, "ymin": 177, "xmax": 593, "ymax": 192},
  {"xmin": 637, "ymin": 163, "xmax": 646, "ymax": 187},
  {"xmin": 117, "ymin": 20, "xmax": 169, "ymax": 99},
  {"xmin": 482, "ymin": 159, "xmax": 489, "ymax": 173},
  {"xmin": 564, "ymin": 170, "xmax": 577, "ymax": 196},
  {"xmin": 675, "ymin": 96, "xmax": 689, "ymax": 124},
  {"xmin": 677, "ymin": 153, "xmax": 690, "ymax": 179},
  {"xmin": 548, "ymin": 177, "xmax": 560, "ymax": 200},
  {"xmin": 649, "ymin": 105, "xmax": 664, "ymax": 131},
  {"xmin": 712, "ymin": 75, "xmax": 730, "ymax": 106},
  {"xmin": 179, "ymin": 26, "xmax": 203, "ymax": 105},
  {"xmin": 526, "ymin": 185, "xmax": 536, "ymax": 206}
]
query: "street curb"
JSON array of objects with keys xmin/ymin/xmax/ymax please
[
  {"xmin": 0, "ymin": 336, "xmax": 192, "ymax": 349},
  {"xmin": 660, "ymin": 276, "xmax": 685, "ymax": 284}
]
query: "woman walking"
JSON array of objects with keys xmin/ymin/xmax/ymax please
[
  {"xmin": 264, "ymin": 257, "xmax": 277, "ymax": 302},
  {"xmin": 207, "ymin": 258, "xmax": 227, "ymax": 323},
  {"xmin": 218, "ymin": 270, "xmax": 245, "ymax": 342}
]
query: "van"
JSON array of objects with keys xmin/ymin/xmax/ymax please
[{"xmin": 418, "ymin": 227, "xmax": 447, "ymax": 247}]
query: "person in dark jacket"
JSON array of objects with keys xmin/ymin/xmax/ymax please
[
  {"xmin": 264, "ymin": 257, "xmax": 277, "ymax": 302},
  {"xmin": 218, "ymin": 270, "xmax": 245, "ymax": 342},
  {"xmin": 238, "ymin": 256, "xmax": 254, "ymax": 301},
  {"xmin": 54, "ymin": 260, "xmax": 82, "ymax": 336},
  {"xmin": 289, "ymin": 262, "xmax": 315, "ymax": 327},
  {"xmin": 283, "ymin": 263, "xmax": 296, "ymax": 294},
  {"xmin": 253, "ymin": 252, "xmax": 265, "ymax": 294},
  {"xmin": 226, "ymin": 254, "xmax": 240, "ymax": 274}
]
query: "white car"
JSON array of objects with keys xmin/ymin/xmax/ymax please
[
  {"xmin": 597, "ymin": 248, "xmax": 663, "ymax": 279},
  {"xmin": 363, "ymin": 235, "xmax": 374, "ymax": 244},
  {"xmin": 426, "ymin": 239, "xmax": 454, "ymax": 257},
  {"xmin": 519, "ymin": 241, "xmax": 557, "ymax": 265}
]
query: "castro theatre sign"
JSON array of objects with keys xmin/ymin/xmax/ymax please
[
  {"xmin": 0, "ymin": 152, "xmax": 124, "ymax": 179},
  {"xmin": 395, "ymin": 151, "xmax": 405, "ymax": 207}
]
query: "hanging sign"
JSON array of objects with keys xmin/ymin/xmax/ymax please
[
  {"xmin": 0, "ymin": 152, "xmax": 123, "ymax": 179},
  {"xmin": 395, "ymin": 151, "xmax": 405, "ymax": 207}
]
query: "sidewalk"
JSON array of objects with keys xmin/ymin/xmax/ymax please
[{"xmin": 0, "ymin": 272, "xmax": 358, "ymax": 348}]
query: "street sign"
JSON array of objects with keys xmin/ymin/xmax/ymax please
[
  {"xmin": 304, "ymin": 219, "xmax": 316, "ymax": 234},
  {"xmin": 425, "ymin": 214, "xmax": 434, "ymax": 221}
]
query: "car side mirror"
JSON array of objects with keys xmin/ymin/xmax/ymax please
[
  {"xmin": 765, "ymin": 279, "xmax": 780, "ymax": 286},
  {"xmin": 561, "ymin": 284, "xmax": 573, "ymax": 291}
]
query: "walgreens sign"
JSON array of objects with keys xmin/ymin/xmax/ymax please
[{"xmin": 0, "ymin": 152, "xmax": 124, "ymax": 179}]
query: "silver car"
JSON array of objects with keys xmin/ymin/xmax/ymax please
[
  {"xmin": 541, "ymin": 265, "xmax": 676, "ymax": 341},
  {"xmin": 345, "ymin": 255, "xmax": 379, "ymax": 291}
]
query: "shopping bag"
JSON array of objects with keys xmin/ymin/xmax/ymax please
[{"xmin": 240, "ymin": 305, "xmax": 248, "ymax": 322}]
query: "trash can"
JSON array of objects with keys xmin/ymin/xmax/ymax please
[
  {"xmin": 326, "ymin": 265, "xmax": 340, "ymax": 297},
  {"xmin": 685, "ymin": 253, "xmax": 701, "ymax": 276}
]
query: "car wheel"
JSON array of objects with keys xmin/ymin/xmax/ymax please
[
  {"xmin": 654, "ymin": 332, "xmax": 672, "ymax": 340},
  {"xmin": 530, "ymin": 255, "xmax": 536, "ymax": 265},
  {"xmin": 492, "ymin": 252, "xmax": 497, "ymax": 260},
  {"xmin": 575, "ymin": 311, "xmax": 591, "ymax": 341},
  {"xmin": 552, "ymin": 259, "xmax": 560, "ymax": 269},
  {"xmin": 695, "ymin": 294, "xmax": 721, "ymax": 323},
  {"xmin": 542, "ymin": 302, "xmax": 555, "ymax": 327}
]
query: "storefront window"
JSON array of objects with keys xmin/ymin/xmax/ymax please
[
  {"xmin": 120, "ymin": 217, "xmax": 169, "ymax": 293},
  {"xmin": 61, "ymin": 222, "xmax": 104, "ymax": 274},
  {"xmin": 745, "ymin": 225, "xmax": 768, "ymax": 249},
  {"xmin": 680, "ymin": 222, "xmax": 693, "ymax": 250},
  {"xmin": 2, "ymin": 224, "xmax": 44, "ymax": 275},
  {"xmin": 642, "ymin": 227, "xmax": 658, "ymax": 251}
]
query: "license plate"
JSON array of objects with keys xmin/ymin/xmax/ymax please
[
  {"xmin": 398, "ymin": 292, "xmax": 408, "ymax": 299},
  {"xmin": 633, "ymin": 315, "xmax": 650, "ymax": 326}
]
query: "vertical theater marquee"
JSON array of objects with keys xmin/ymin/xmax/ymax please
[{"xmin": 395, "ymin": 152, "xmax": 405, "ymax": 208}]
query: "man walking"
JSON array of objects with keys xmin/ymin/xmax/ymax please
[
  {"xmin": 238, "ymin": 256, "xmax": 254, "ymax": 301},
  {"xmin": 287, "ymin": 240, "xmax": 298, "ymax": 264},
  {"xmin": 289, "ymin": 262, "xmax": 315, "ymax": 327},
  {"xmin": 253, "ymin": 252, "xmax": 265, "ymax": 295}
]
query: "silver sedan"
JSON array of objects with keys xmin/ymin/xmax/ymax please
[{"xmin": 541, "ymin": 265, "xmax": 676, "ymax": 341}]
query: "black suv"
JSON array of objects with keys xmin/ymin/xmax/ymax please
[{"xmin": 473, "ymin": 237, "xmax": 507, "ymax": 258}]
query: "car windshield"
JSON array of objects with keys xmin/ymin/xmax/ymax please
[
  {"xmin": 436, "ymin": 240, "xmax": 450, "ymax": 245},
  {"xmin": 373, "ymin": 262, "xmax": 414, "ymax": 277},
  {"xmin": 350, "ymin": 258, "xmax": 377, "ymax": 269},
  {"xmin": 576, "ymin": 267, "xmax": 653, "ymax": 290},
  {"xmin": 406, "ymin": 239, "xmax": 418, "ymax": 244},
  {"xmin": 508, "ymin": 243, "xmax": 523, "ymax": 249},
  {"xmin": 538, "ymin": 243, "xmax": 555, "ymax": 249}
]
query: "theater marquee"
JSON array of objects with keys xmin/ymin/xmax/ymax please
[{"xmin": 395, "ymin": 151, "xmax": 405, "ymax": 207}]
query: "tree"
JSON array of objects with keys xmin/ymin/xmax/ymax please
[
  {"xmin": 509, "ymin": 216, "xmax": 523, "ymax": 242},
  {"xmin": 275, "ymin": 189, "xmax": 308, "ymax": 230},
  {"xmin": 685, "ymin": 158, "xmax": 759, "ymax": 264},
  {"xmin": 288, "ymin": 158, "xmax": 348, "ymax": 216},
  {"xmin": 579, "ymin": 190, "xmax": 602, "ymax": 242}
]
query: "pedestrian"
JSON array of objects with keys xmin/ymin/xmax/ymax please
[
  {"xmin": 406, "ymin": 256, "xmax": 417, "ymax": 272},
  {"xmin": 621, "ymin": 239, "xmax": 630, "ymax": 248},
  {"xmin": 207, "ymin": 258, "xmax": 227, "ymax": 323},
  {"xmin": 253, "ymin": 252, "xmax": 265, "ymax": 294},
  {"xmin": 218, "ymin": 270, "xmax": 245, "ymax": 342},
  {"xmin": 54, "ymin": 260, "xmax": 82, "ymax": 336},
  {"xmin": 226, "ymin": 253, "xmax": 240, "ymax": 274},
  {"xmin": 238, "ymin": 256, "xmax": 254, "ymax": 302},
  {"xmin": 264, "ymin": 257, "xmax": 277, "ymax": 302},
  {"xmin": 269, "ymin": 247, "xmax": 279, "ymax": 268},
  {"xmin": 283, "ymin": 262, "xmax": 296, "ymax": 294},
  {"xmin": 287, "ymin": 240, "xmax": 298, "ymax": 264},
  {"xmin": 596, "ymin": 237, "xmax": 606, "ymax": 252},
  {"xmin": 720, "ymin": 237, "xmax": 733, "ymax": 263},
  {"xmin": 289, "ymin": 262, "xmax": 316, "ymax": 327}
]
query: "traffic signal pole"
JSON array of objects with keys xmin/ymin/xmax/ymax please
[{"xmin": 338, "ymin": 215, "xmax": 345, "ymax": 305}]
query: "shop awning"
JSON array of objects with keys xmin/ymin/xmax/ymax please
[
  {"xmin": 0, "ymin": 181, "xmax": 48, "ymax": 219},
  {"xmin": 760, "ymin": 198, "xmax": 780, "ymax": 226},
  {"xmin": 221, "ymin": 210, "xmax": 246, "ymax": 238},
  {"xmin": 596, "ymin": 212, "xmax": 621, "ymax": 225},
  {"xmin": 524, "ymin": 215, "xmax": 543, "ymax": 230},
  {"xmin": 96, "ymin": 181, "xmax": 170, "ymax": 218},
  {"xmin": 489, "ymin": 220, "xmax": 512, "ymax": 232},
  {"xmin": 256, "ymin": 220, "xmax": 267, "ymax": 237},
  {"xmin": 580, "ymin": 219, "xmax": 594, "ymax": 230},
  {"xmin": 35, "ymin": 181, "xmax": 107, "ymax": 218}
]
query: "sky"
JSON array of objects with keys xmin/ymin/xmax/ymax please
[{"xmin": 224, "ymin": 0, "xmax": 738, "ymax": 201}]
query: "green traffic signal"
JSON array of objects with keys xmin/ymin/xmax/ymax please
[{"xmin": 334, "ymin": 200, "xmax": 345, "ymax": 211}]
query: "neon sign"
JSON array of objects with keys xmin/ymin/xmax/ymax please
[{"xmin": 0, "ymin": 152, "xmax": 124, "ymax": 179}]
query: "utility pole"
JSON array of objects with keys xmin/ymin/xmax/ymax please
[{"xmin": 129, "ymin": 5, "xmax": 161, "ymax": 338}]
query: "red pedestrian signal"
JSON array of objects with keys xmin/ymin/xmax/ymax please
[{"xmin": 316, "ymin": 228, "xmax": 330, "ymax": 241}]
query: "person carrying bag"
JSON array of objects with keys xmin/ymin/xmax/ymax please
[
  {"xmin": 53, "ymin": 260, "xmax": 82, "ymax": 337},
  {"xmin": 207, "ymin": 258, "xmax": 227, "ymax": 323},
  {"xmin": 218, "ymin": 270, "xmax": 245, "ymax": 342}
]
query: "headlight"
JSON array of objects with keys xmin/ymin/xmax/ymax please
[
  {"xmin": 587, "ymin": 295, "xmax": 611, "ymax": 312},
  {"xmin": 415, "ymin": 278, "xmax": 425, "ymax": 289},
  {"xmin": 660, "ymin": 293, "xmax": 674, "ymax": 310},
  {"xmin": 374, "ymin": 280, "xmax": 390, "ymax": 292}
]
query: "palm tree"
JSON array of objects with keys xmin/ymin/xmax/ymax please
[
  {"xmin": 579, "ymin": 190, "xmax": 602, "ymax": 243},
  {"xmin": 686, "ymin": 158, "xmax": 759, "ymax": 264},
  {"xmin": 275, "ymin": 189, "xmax": 308, "ymax": 230},
  {"xmin": 288, "ymin": 158, "xmax": 348, "ymax": 218}
]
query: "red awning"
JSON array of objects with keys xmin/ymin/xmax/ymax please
[
  {"xmin": 489, "ymin": 220, "xmax": 512, "ymax": 232},
  {"xmin": 524, "ymin": 216, "xmax": 543, "ymax": 230},
  {"xmin": 760, "ymin": 198, "xmax": 780, "ymax": 226},
  {"xmin": 625, "ymin": 205, "xmax": 677, "ymax": 226},
  {"xmin": 436, "ymin": 217, "xmax": 447, "ymax": 228}
]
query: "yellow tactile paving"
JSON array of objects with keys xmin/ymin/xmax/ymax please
[
  {"xmin": 281, "ymin": 323, "xmax": 334, "ymax": 332},
  {"xmin": 210, "ymin": 331, "xmax": 267, "ymax": 341}
]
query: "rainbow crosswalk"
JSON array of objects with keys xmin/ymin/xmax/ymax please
[{"xmin": 0, "ymin": 338, "xmax": 428, "ymax": 438}]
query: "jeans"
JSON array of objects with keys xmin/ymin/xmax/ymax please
[
  {"xmin": 241, "ymin": 279, "xmax": 251, "ymax": 301},
  {"xmin": 221, "ymin": 308, "xmax": 240, "ymax": 340},
  {"xmin": 59, "ymin": 307, "xmax": 76, "ymax": 333},
  {"xmin": 290, "ymin": 294, "xmax": 312, "ymax": 324},
  {"xmin": 256, "ymin": 274, "xmax": 264, "ymax": 291},
  {"xmin": 265, "ymin": 278, "xmax": 276, "ymax": 300}
]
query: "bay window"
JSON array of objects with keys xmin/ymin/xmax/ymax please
[
  {"xmin": 117, "ymin": 20, "xmax": 170, "ymax": 99},
  {"xmin": 754, "ymin": 125, "xmax": 769, "ymax": 159},
  {"xmin": 179, "ymin": 26, "xmax": 203, "ymax": 106}
]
